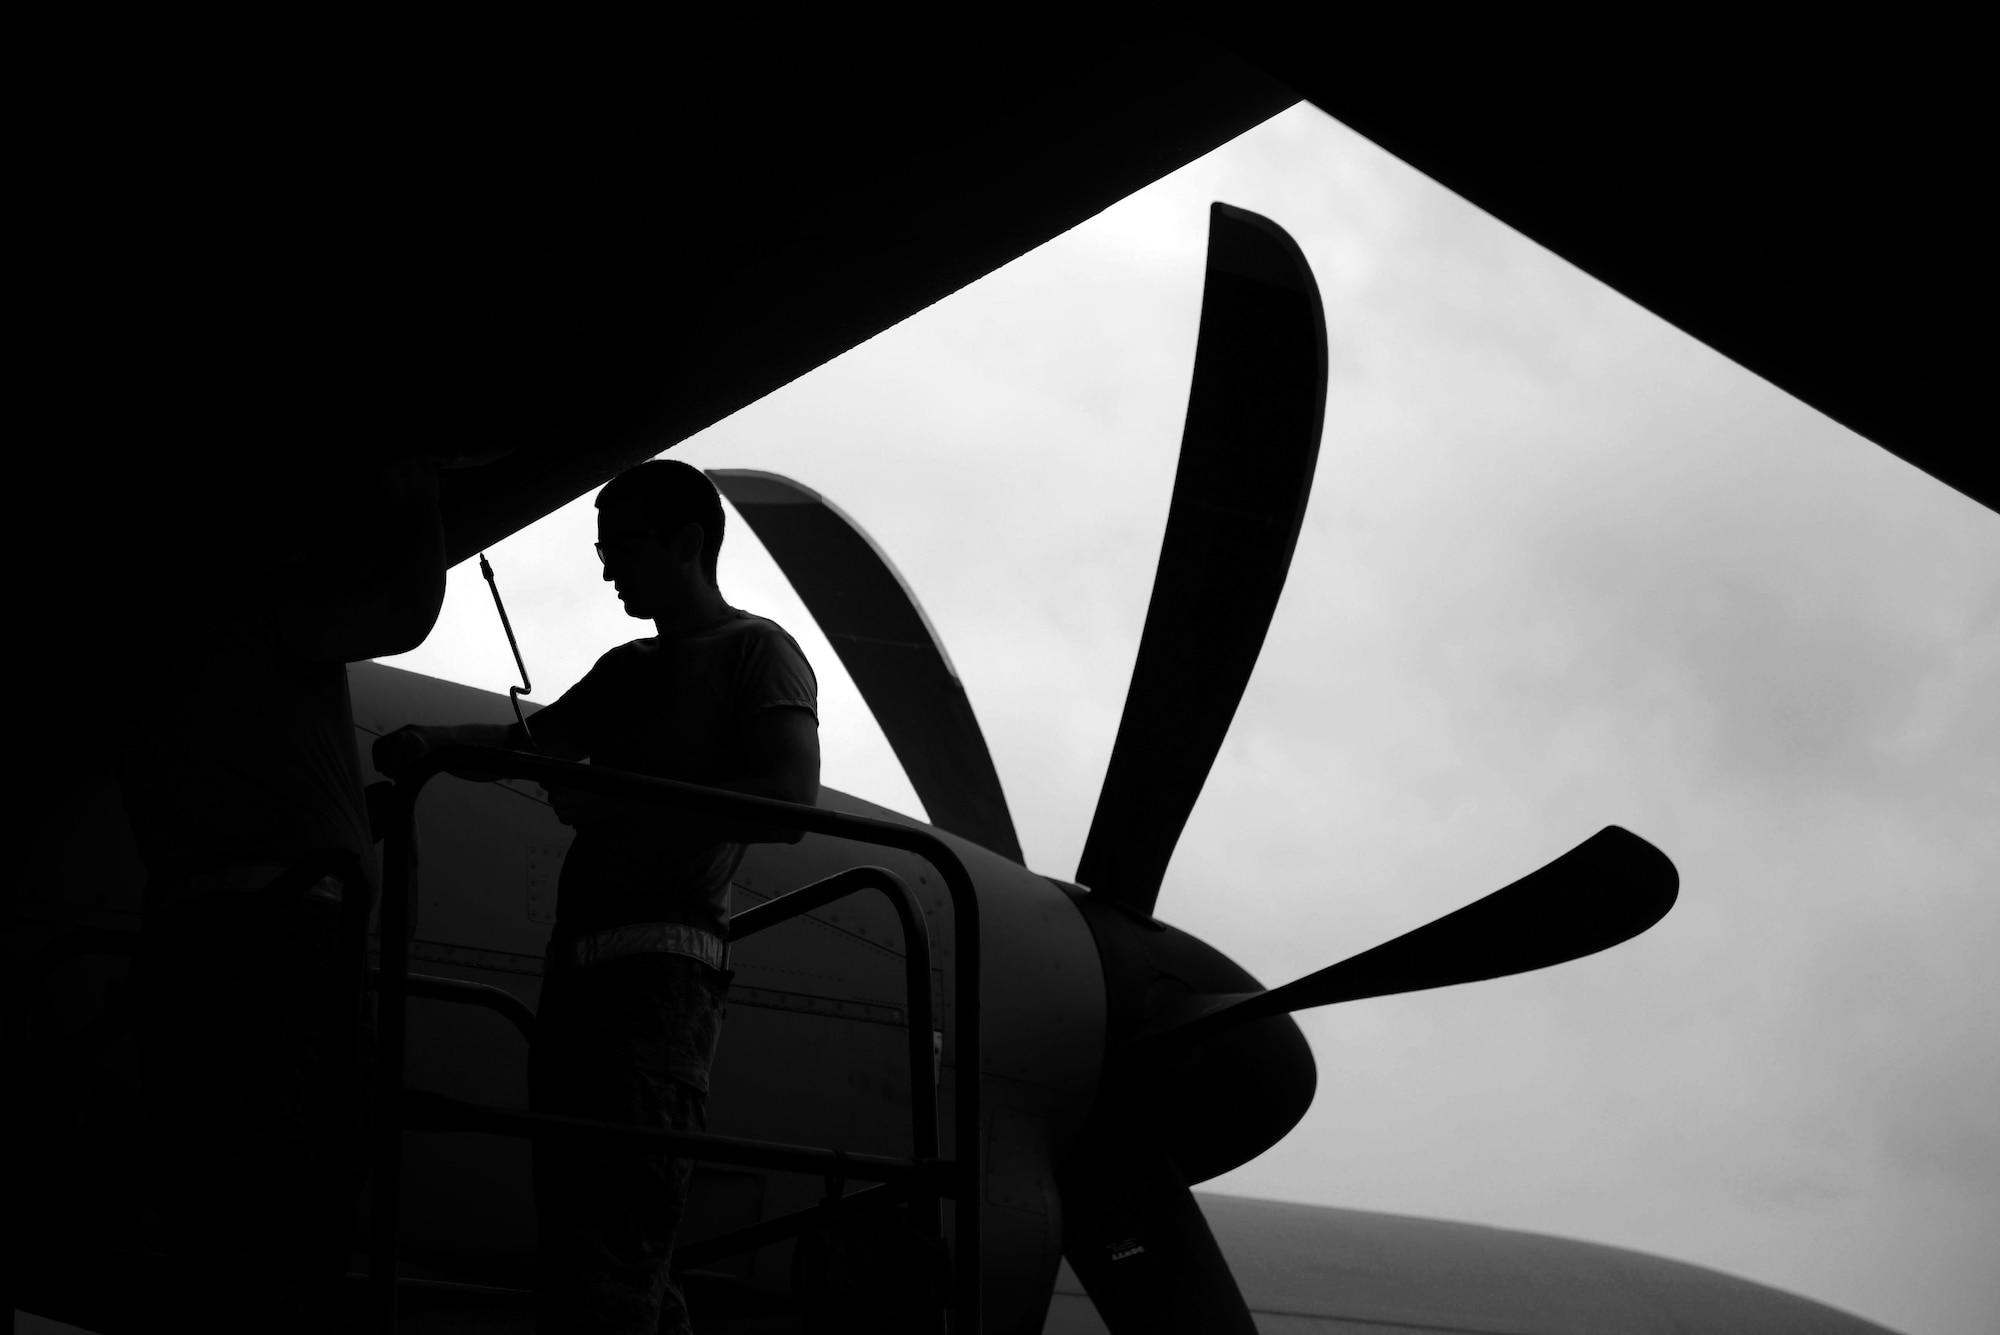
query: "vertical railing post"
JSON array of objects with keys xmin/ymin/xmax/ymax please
[
  {"xmin": 326, "ymin": 851, "xmax": 375, "ymax": 1317},
  {"xmin": 949, "ymin": 861, "xmax": 981, "ymax": 1334},
  {"xmin": 727, "ymin": 866, "xmax": 948, "ymax": 1272},
  {"xmin": 368, "ymin": 786, "xmax": 415, "ymax": 1333}
]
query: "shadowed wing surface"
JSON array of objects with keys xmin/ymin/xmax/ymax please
[{"xmin": 709, "ymin": 469, "xmax": 1024, "ymax": 863}]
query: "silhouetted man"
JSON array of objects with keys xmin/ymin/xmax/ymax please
[
  {"xmin": 375, "ymin": 459, "xmax": 820, "ymax": 1335},
  {"xmin": 113, "ymin": 452, "xmax": 450, "ymax": 1333}
]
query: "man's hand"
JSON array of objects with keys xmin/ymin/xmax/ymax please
[
  {"xmin": 376, "ymin": 723, "xmax": 519, "ymax": 783},
  {"xmin": 373, "ymin": 726, "xmax": 435, "ymax": 779}
]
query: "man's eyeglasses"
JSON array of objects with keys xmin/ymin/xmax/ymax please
[{"xmin": 593, "ymin": 532, "xmax": 660, "ymax": 566}]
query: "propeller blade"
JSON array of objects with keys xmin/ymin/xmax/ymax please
[
  {"xmin": 708, "ymin": 468, "xmax": 1024, "ymax": 862},
  {"xmin": 1075, "ymin": 202, "xmax": 1327, "ymax": 914},
  {"xmin": 1139, "ymin": 826, "xmax": 1679, "ymax": 1049},
  {"xmin": 1058, "ymin": 1137, "xmax": 1259, "ymax": 1335}
]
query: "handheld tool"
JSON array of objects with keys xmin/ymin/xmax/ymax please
[{"xmin": 477, "ymin": 552, "xmax": 538, "ymax": 752}]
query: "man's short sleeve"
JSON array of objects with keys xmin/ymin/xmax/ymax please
[
  {"xmin": 529, "ymin": 646, "xmax": 614, "ymax": 756},
  {"xmin": 738, "ymin": 623, "xmax": 818, "ymax": 722}
]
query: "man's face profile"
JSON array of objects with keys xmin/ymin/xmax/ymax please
[{"xmin": 597, "ymin": 497, "xmax": 696, "ymax": 621}]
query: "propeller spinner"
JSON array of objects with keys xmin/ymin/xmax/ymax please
[{"xmin": 711, "ymin": 203, "xmax": 1678, "ymax": 1335}]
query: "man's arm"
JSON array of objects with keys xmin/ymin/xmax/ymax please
[
  {"xmin": 549, "ymin": 706, "xmax": 820, "ymax": 842},
  {"xmin": 373, "ymin": 695, "xmax": 590, "ymax": 780},
  {"xmin": 712, "ymin": 704, "xmax": 821, "ymax": 842}
]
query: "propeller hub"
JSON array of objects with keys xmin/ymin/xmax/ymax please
[{"xmin": 1058, "ymin": 882, "xmax": 1316, "ymax": 1184}]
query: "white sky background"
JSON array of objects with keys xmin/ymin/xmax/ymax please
[{"xmin": 380, "ymin": 105, "xmax": 2000, "ymax": 1335}]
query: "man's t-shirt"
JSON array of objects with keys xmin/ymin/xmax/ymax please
[
  {"xmin": 545, "ymin": 609, "xmax": 817, "ymax": 938},
  {"xmin": 115, "ymin": 608, "xmax": 375, "ymax": 880}
]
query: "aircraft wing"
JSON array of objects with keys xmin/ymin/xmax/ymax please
[
  {"xmin": 51, "ymin": 13, "xmax": 1988, "ymax": 586},
  {"xmin": 53, "ymin": 13, "xmax": 1294, "ymax": 568},
  {"xmin": 1206, "ymin": 19, "xmax": 1995, "ymax": 516},
  {"xmin": 426, "ymin": 16, "xmax": 1994, "ymax": 540}
]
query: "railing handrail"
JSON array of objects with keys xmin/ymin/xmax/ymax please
[
  {"xmin": 401, "ymin": 1089, "xmax": 941, "ymax": 1186},
  {"xmin": 371, "ymin": 970, "xmax": 539, "ymax": 1043},
  {"xmin": 373, "ymin": 745, "xmax": 983, "ymax": 1334},
  {"xmin": 729, "ymin": 865, "xmax": 943, "ymax": 1172}
]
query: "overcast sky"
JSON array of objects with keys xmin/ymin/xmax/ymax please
[{"xmin": 380, "ymin": 105, "xmax": 1999, "ymax": 1335}]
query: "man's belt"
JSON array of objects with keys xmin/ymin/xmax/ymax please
[{"xmin": 551, "ymin": 922, "xmax": 729, "ymax": 973}]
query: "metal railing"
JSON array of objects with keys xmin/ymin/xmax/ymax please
[
  {"xmin": 385, "ymin": 971, "xmax": 536, "ymax": 1041},
  {"xmin": 383, "ymin": 864, "xmax": 949, "ymax": 1283},
  {"xmin": 374, "ymin": 745, "xmax": 984, "ymax": 1333}
]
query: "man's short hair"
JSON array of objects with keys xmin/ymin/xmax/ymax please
[{"xmin": 597, "ymin": 460, "xmax": 726, "ymax": 581}]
